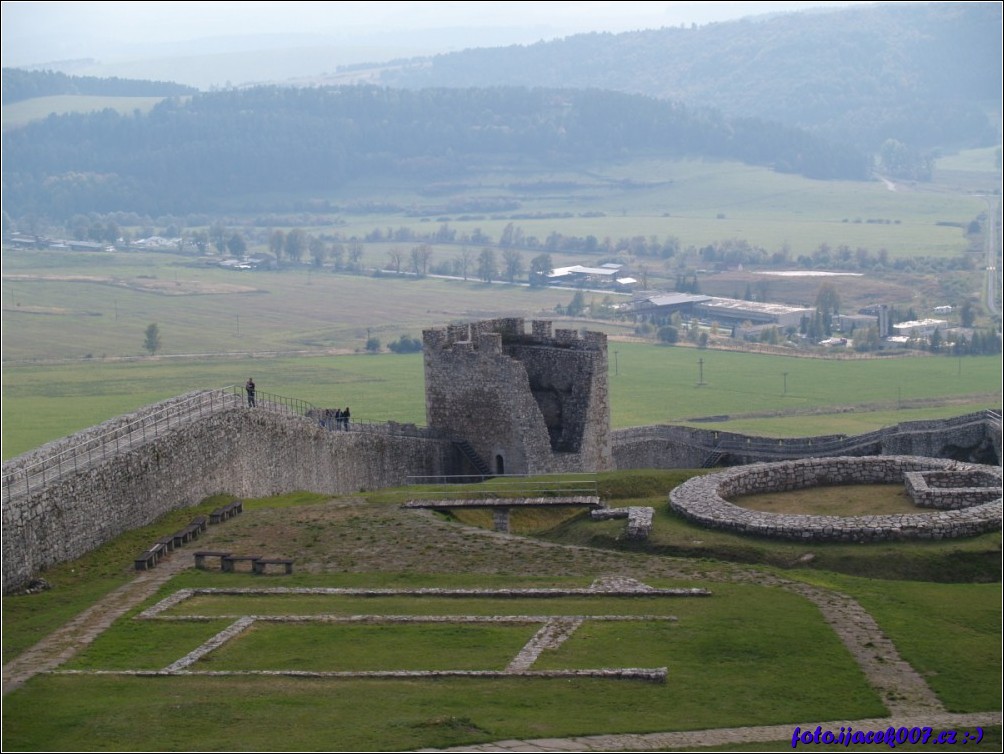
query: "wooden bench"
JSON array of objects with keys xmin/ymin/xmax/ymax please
[
  {"xmin": 171, "ymin": 528, "xmax": 194, "ymax": 547},
  {"xmin": 193, "ymin": 550, "xmax": 232, "ymax": 570},
  {"xmin": 155, "ymin": 535, "xmax": 176, "ymax": 554},
  {"xmin": 221, "ymin": 554, "xmax": 262, "ymax": 573},
  {"xmin": 149, "ymin": 541, "xmax": 169, "ymax": 561},
  {"xmin": 252, "ymin": 558, "xmax": 294, "ymax": 575},
  {"xmin": 209, "ymin": 500, "xmax": 243, "ymax": 525},
  {"xmin": 190, "ymin": 515, "xmax": 208, "ymax": 534},
  {"xmin": 134, "ymin": 550, "xmax": 158, "ymax": 571}
]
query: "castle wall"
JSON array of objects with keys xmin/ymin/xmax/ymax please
[
  {"xmin": 2, "ymin": 408, "xmax": 454, "ymax": 594},
  {"xmin": 612, "ymin": 412, "xmax": 1000, "ymax": 470}
]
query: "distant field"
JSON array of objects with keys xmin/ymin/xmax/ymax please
[
  {"xmin": 2, "ymin": 248, "xmax": 999, "ymax": 458},
  {"xmin": 2, "ymin": 148, "xmax": 999, "ymax": 458},
  {"xmin": 1, "ymin": 95, "xmax": 170, "ymax": 129},
  {"xmin": 934, "ymin": 146, "xmax": 1001, "ymax": 174},
  {"xmin": 3, "ymin": 341, "xmax": 999, "ymax": 459},
  {"xmin": 307, "ymin": 157, "xmax": 989, "ymax": 261}
]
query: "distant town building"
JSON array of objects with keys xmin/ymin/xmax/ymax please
[
  {"xmin": 892, "ymin": 319, "xmax": 948, "ymax": 338},
  {"xmin": 547, "ymin": 264, "xmax": 622, "ymax": 286},
  {"xmin": 629, "ymin": 292, "xmax": 813, "ymax": 328}
]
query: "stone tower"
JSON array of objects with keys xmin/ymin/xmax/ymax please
[{"xmin": 423, "ymin": 318, "xmax": 612, "ymax": 475}]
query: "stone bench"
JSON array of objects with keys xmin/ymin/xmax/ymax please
[
  {"xmin": 252, "ymin": 558, "xmax": 294, "ymax": 575},
  {"xmin": 193, "ymin": 550, "xmax": 233, "ymax": 570},
  {"xmin": 221, "ymin": 554, "xmax": 262, "ymax": 573}
]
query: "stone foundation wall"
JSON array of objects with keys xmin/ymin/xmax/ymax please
[
  {"xmin": 669, "ymin": 456, "xmax": 1002, "ymax": 542},
  {"xmin": 903, "ymin": 470, "xmax": 1003, "ymax": 509}
]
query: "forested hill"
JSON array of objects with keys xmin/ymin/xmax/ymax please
[
  {"xmin": 1, "ymin": 85, "xmax": 869, "ymax": 221},
  {"xmin": 376, "ymin": 2, "xmax": 1002, "ymax": 152},
  {"xmin": 1, "ymin": 68, "xmax": 196, "ymax": 104}
]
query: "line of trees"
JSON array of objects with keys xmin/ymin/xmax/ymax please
[{"xmin": 3, "ymin": 82, "xmax": 870, "ymax": 223}]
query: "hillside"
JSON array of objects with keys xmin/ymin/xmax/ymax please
[{"xmin": 374, "ymin": 2, "xmax": 1001, "ymax": 152}]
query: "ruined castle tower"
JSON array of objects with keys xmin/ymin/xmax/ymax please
[{"xmin": 423, "ymin": 318, "xmax": 612, "ymax": 475}]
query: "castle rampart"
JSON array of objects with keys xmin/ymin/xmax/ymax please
[{"xmin": 2, "ymin": 407, "xmax": 454, "ymax": 594}]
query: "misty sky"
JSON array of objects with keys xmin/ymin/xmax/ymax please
[{"xmin": 3, "ymin": 1, "xmax": 875, "ymax": 67}]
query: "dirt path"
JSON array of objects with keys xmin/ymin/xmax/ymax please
[{"xmin": 2, "ymin": 553, "xmax": 191, "ymax": 696}]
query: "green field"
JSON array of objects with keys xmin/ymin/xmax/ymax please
[
  {"xmin": 2, "ymin": 342, "xmax": 999, "ymax": 458},
  {"xmin": 1, "ymin": 95, "xmax": 171, "ymax": 130},
  {"xmin": 257, "ymin": 156, "xmax": 990, "ymax": 260},
  {"xmin": 3, "ymin": 242, "xmax": 999, "ymax": 458}
]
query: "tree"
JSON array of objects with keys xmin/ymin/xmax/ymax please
[
  {"xmin": 348, "ymin": 242, "xmax": 364, "ymax": 272},
  {"xmin": 529, "ymin": 253, "xmax": 553, "ymax": 286},
  {"xmin": 269, "ymin": 229, "xmax": 285, "ymax": 261},
  {"xmin": 144, "ymin": 323, "xmax": 161, "ymax": 355},
  {"xmin": 657, "ymin": 325, "xmax": 679, "ymax": 343},
  {"xmin": 388, "ymin": 249, "xmax": 404, "ymax": 274},
  {"xmin": 365, "ymin": 336, "xmax": 381, "ymax": 353},
  {"xmin": 226, "ymin": 232, "xmax": 246, "ymax": 256},
  {"xmin": 284, "ymin": 228, "xmax": 307, "ymax": 263},
  {"xmin": 960, "ymin": 299, "xmax": 977, "ymax": 328},
  {"xmin": 411, "ymin": 244, "xmax": 433, "ymax": 277},
  {"xmin": 309, "ymin": 236, "xmax": 328, "ymax": 267},
  {"xmin": 477, "ymin": 247, "xmax": 497, "ymax": 283},
  {"xmin": 566, "ymin": 290, "xmax": 586, "ymax": 316},
  {"xmin": 387, "ymin": 334, "xmax": 423, "ymax": 353},
  {"xmin": 209, "ymin": 222, "xmax": 227, "ymax": 255},
  {"xmin": 929, "ymin": 328, "xmax": 942, "ymax": 352},
  {"xmin": 815, "ymin": 282, "xmax": 841, "ymax": 336},
  {"xmin": 502, "ymin": 248, "xmax": 523, "ymax": 283},
  {"xmin": 459, "ymin": 246, "xmax": 473, "ymax": 281}
]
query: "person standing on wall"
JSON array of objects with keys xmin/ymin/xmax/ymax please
[
  {"xmin": 246, "ymin": 377, "xmax": 256, "ymax": 407},
  {"xmin": 342, "ymin": 406, "xmax": 350, "ymax": 430}
]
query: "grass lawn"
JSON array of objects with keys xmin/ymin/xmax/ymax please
[{"xmin": 2, "ymin": 481, "xmax": 998, "ymax": 751}]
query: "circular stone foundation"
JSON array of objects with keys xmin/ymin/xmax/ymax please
[{"xmin": 669, "ymin": 456, "xmax": 1002, "ymax": 542}]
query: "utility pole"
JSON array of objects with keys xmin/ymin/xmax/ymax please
[
  {"xmin": 697, "ymin": 358, "xmax": 706, "ymax": 386},
  {"xmin": 782, "ymin": 371, "xmax": 788, "ymax": 395}
]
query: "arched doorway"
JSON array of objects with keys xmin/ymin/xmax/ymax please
[{"xmin": 495, "ymin": 454, "xmax": 505, "ymax": 475}]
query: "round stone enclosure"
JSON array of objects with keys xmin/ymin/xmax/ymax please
[{"xmin": 669, "ymin": 456, "xmax": 1002, "ymax": 542}]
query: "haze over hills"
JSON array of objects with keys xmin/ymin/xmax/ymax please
[
  {"xmin": 372, "ymin": 1, "xmax": 1002, "ymax": 152},
  {"xmin": 1, "ymin": 2, "xmax": 999, "ymax": 225}
]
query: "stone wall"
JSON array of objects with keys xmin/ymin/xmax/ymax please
[
  {"xmin": 612, "ymin": 411, "xmax": 1000, "ymax": 470},
  {"xmin": 669, "ymin": 456, "xmax": 1002, "ymax": 542},
  {"xmin": 423, "ymin": 318, "xmax": 612, "ymax": 475},
  {"xmin": 903, "ymin": 470, "xmax": 1003, "ymax": 509},
  {"xmin": 2, "ymin": 407, "xmax": 454, "ymax": 594}
]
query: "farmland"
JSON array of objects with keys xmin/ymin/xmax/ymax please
[{"xmin": 2, "ymin": 150, "xmax": 999, "ymax": 457}]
